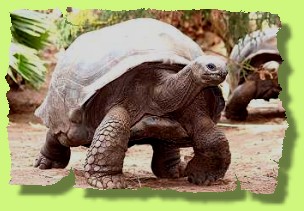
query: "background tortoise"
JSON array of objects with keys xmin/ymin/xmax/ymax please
[
  {"xmin": 34, "ymin": 18, "xmax": 230, "ymax": 189},
  {"xmin": 225, "ymin": 27, "xmax": 283, "ymax": 121}
]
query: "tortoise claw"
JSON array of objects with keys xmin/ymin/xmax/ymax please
[
  {"xmin": 86, "ymin": 173, "xmax": 127, "ymax": 189},
  {"xmin": 34, "ymin": 154, "xmax": 68, "ymax": 169},
  {"xmin": 185, "ymin": 154, "xmax": 226, "ymax": 186}
]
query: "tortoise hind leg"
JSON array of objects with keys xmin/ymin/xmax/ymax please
[
  {"xmin": 84, "ymin": 106, "xmax": 130, "ymax": 189},
  {"xmin": 129, "ymin": 115, "xmax": 188, "ymax": 178},
  {"xmin": 35, "ymin": 130, "xmax": 71, "ymax": 169},
  {"xmin": 151, "ymin": 142, "xmax": 186, "ymax": 178}
]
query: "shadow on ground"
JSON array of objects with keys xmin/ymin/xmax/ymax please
[{"xmin": 20, "ymin": 170, "xmax": 246, "ymax": 202}]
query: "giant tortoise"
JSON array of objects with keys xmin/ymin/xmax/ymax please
[
  {"xmin": 225, "ymin": 27, "xmax": 283, "ymax": 121},
  {"xmin": 34, "ymin": 18, "xmax": 230, "ymax": 189}
]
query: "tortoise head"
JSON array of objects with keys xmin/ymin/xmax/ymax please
[{"xmin": 191, "ymin": 54, "xmax": 228, "ymax": 86}]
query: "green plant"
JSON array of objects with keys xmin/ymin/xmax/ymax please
[
  {"xmin": 54, "ymin": 9, "xmax": 156, "ymax": 49},
  {"xmin": 9, "ymin": 10, "xmax": 52, "ymax": 88}
]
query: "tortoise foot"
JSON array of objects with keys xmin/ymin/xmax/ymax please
[
  {"xmin": 155, "ymin": 161, "xmax": 187, "ymax": 179},
  {"xmin": 185, "ymin": 154, "xmax": 228, "ymax": 186},
  {"xmin": 86, "ymin": 173, "xmax": 127, "ymax": 189},
  {"xmin": 186, "ymin": 168, "xmax": 221, "ymax": 186},
  {"xmin": 151, "ymin": 143, "xmax": 186, "ymax": 179},
  {"xmin": 34, "ymin": 153, "xmax": 69, "ymax": 169},
  {"xmin": 35, "ymin": 130, "xmax": 71, "ymax": 169}
]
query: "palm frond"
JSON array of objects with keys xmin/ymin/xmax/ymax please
[
  {"xmin": 10, "ymin": 10, "xmax": 51, "ymax": 50},
  {"xmin": 9, "ymin": 43, "xmax": 46, "ymax": 88},
  {"xmin": 8, "ymin": 10, "xmax": 53, "ymax": 88}
]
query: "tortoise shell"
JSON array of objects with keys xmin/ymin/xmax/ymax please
[{"xmin": 35, "ymin": 18, "xmax": 204, "ymax": 134}]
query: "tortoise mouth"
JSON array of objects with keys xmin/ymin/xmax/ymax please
[
  {"xmin": 203, "ymin": 73, "xmax": 227, "ymax": 79},
  {"xmin": 201, "ymin": 73, "xmax": 227, "ymax": 84}
]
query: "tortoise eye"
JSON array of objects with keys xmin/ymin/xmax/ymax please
[{"xmin": 206, "ymin": 63, "xmax": 216, "ymax": 71}]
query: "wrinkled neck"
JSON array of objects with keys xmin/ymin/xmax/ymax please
[{"xmin": 153, "ymin": 65, "xmax": 205, "ymax": 113}]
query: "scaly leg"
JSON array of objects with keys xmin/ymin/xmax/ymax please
[
  {"xmin": 186, "ymin": 122, "xmax": 231, "ymax": 185},
  {"xmin": 35, "ymin": 130, "xmax": 71, "ymax": 169},
  {"xmin": 177, "ymin": 101, "xmax": 231, "ymax": 186},
  {"xmin": 84, "ymin": 106, "xmax": 130, "ymax": 189}
]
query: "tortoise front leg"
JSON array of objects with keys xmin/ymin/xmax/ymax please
[
  {"xmin": 84, "ymin": 106, "xmax": 130, "ymax": 189},
  {"xmin": 151, "ymin": 142, "xmax": 186, "ymax": 179},
  {"xmin": 225, "ymin": 80, "xmax": 257, "ymax": 121},
  {"xmin": 35, "ymin": 130, "xmax": 71, "ymax": 169},
  {"xmin": 186, "ymin": 118, "xmax": 231, "ymax": 185}
]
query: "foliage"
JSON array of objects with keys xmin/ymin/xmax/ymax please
[
  {"xmin": 55, "ymin": 9, "xmax": 279, "ymax": 55},
  {"xmin": 152, "ymin": 10, "xmax": 279, "ymax": 53},
  {"xmin": 9, "ymin": 43, "xmax": 46, "ymax": 87},
  {"xmin": 54, "ymin": 10, "xmax": 100, "ymax": 49},
  {"xmin": 9, "ymin": 10, "xmax": 53, "ymax": 88},
  {"xmin": 10, "ymin": 9, "xmax": 277, "ymax": 89},
  {"xmin": 55, "ymin": 9, "xmax": 155, "ymax": 49},
  {"xmin": 211, "ymin": 11, "xmax": 279, "ymax": 53}
]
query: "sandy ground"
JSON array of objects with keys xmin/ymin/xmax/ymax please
[{"xmin": 7, "ymin": 98, "xmax": 287, "ymax": 194}]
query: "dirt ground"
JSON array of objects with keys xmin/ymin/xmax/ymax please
[{"xmin": 7, "ymin": 85, "xmax": 287, "ymax": 194}]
